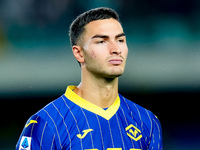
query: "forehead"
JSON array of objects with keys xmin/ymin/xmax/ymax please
[{"xmin": 84, "ymin": 18, "xmax": 124, "ymax": 38}]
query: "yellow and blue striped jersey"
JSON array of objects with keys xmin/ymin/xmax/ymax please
[{"xmin": 16, "ymin": 86, "xmax": 163, "ymax": 150}]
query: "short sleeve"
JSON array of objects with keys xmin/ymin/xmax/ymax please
[
  {"xmin": 148, "ymin": 114, "xmax": 163, "ymax": 150},
  {"xmin": 16, "ymin": 115, "xmax": 58, "ymax": 150}
]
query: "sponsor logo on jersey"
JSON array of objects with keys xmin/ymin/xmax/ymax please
[
  {"xmin": 77, "ymin": 129, "xmax": 93, "ymax": 139},
  {"xmin": 19, "ymin": 136, "xmax": 31, "ymax": 150},
  {"xmin": 25, "ymin": 120, "xmax": 38, "ymax": 128},
  {"xmin": 125, "ymin": 124, "xmax": 142, "ymax": 141}
]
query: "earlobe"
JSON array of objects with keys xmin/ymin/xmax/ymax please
[{"xmin": 72, "ymin": 45, "xmax": 84, "ymax": 64}]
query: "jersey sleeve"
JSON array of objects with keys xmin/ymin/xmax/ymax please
[
  {"xmin": 148, "ymin": 114, "xmax": 163, "ymax": 150},
  {"xmin": 16, "ymin": 115, "xmax": 58, "ymax": 150}
]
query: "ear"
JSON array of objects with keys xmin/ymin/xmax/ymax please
[{"xmin": 72, "ymin": 45, "xmax": 85, "ymax": 64}]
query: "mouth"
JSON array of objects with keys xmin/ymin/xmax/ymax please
[{"xmin": 108, "ymin": 58, "xmax": 123, "ymax": 65}]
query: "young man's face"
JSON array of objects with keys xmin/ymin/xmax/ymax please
[{"xmin": 81, "ymin": 18, "xmax": 128, "ymax": 79}]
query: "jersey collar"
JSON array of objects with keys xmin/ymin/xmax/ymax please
[{"xmin": 64, "ymin": 85, "xmax": 120, "ymax": 120}]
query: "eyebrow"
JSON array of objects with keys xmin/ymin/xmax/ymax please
[
  {"xmin": 116, "ymin": 33, "xmax": 126, "ymax": 38},
  {"xmin": 92, "ymin": 33, "xmax": 126, "ymax": 39}
]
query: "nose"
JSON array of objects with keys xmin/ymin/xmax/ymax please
[{"xmin": 109, "ymin": 41, "xmax": 121, "ymax": 55}]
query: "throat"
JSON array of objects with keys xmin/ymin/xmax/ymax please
[
  {"xmin": 74, "ymin": 84, "xmax": 118, "ymax": 108},
  {"xmin": 75, "ymin": 70, "xmax": 119, "ymax": 108}
]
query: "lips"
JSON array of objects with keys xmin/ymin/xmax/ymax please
[{"xmin": 108, "ymin": 58, "xmax": 123, "ymax": 65}]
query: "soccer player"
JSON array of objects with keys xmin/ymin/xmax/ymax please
[{"xmin": 16, "ymin": 7, "xmax": 163, "ymax": 150}]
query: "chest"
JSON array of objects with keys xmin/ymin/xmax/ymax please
[{"xmin": 61, "ymin": 108, "xmax": 149, "ymax": 150}]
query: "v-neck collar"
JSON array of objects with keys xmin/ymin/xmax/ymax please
[{"xmin": 64, "ymin": 85, "xmax": 120, "ymax": 120}]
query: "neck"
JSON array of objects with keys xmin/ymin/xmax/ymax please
[{"xmin": 74, "ymin": 70, "xmax": 119, "ymax": 108}]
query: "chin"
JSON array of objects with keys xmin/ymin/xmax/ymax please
[
  {"xmin": 93, "ymin": 67, "xmax": 125, "ymax": 79},
  {"xmin": 105, "ymin": 71, "xmax": 124, "ymax": 79},
  {"xmin": 110, "ymin": 68, "xmax": 124, "ymax": 76}
]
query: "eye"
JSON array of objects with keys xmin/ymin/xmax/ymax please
[
  {"xmin": 118, "ymin": 39, "xmax": 124, "ymax": 43},
  {"xmin": 96, "ymin": 40, "xmax": 106, "ymax": 44},
  {"xmin": 117, "ymin": 39, "xmax": 125, "ymax": 43}
]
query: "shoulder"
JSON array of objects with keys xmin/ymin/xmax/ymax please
[
  {"xmin": 21, "ymin": 94, "xmax": 69, "ymax": 136},
  {"xmin": 35, "ymin": 94, "xmax": 73, "ymax": 129},
  {"xmin": 16, "ymin": 113, "xmax": 58, "ymax": 150},
  {"xmin": 16, "ymin": 95, "xmax": 70, "ymax": 150},
  {"xmin": 119, "ymin": 94, "xmax": 155, "ymax": 117},
  {"xmin": 119, "ymin": 94, "xmax": 161, "ymax": 130},
  {"xmin": 119, "ymin": 94, "xmax": 162, "ymax": 145}
]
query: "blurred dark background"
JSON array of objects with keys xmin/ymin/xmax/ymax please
[{"xmin": 1, "ymin": 0, "xmax": 200, "ymax": 149}]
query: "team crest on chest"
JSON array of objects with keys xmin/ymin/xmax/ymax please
[{"xmin": 125, "ymin": 124, "xmax": 142, "ymax": 141}]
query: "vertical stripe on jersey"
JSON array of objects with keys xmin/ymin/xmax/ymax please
[
  {"xmin": 153, "ymin": 118, "xmax": 161, "ymax": 140},
  {"xmin": 108, "ymin": 120, "xmax": 115, "ymax": 148},
  {"xmin": 95, "ymin": 114, "xmax": 105, "ymax": 150},
  {"xmin": 145, "ymin": 109, "xmax": 153, "ymax": 145},
  {"xmin": 153, "ymin": 118, "xmax": 161, "ymax": 149},
  {"xmin": 132, "ymin": 104, "xmax": 145, "ymax": 149},
  {"xmin": 115, "ymin": 114, "xmax": 125, "ymax": 150},
  {"xmin": 121, "ymin": 97, "xmax": 134, "ymax": 120},
  {"xmin": 50, "ymin": 134, "xmax": 56, "ymax": 150},
  {"xmin": 119, "ymin": 106, "xmax": 134, "ymax": 148},
  {"xmin": 52, "ymin": 102, "xmax": 72, "ymax": 150},
  {"xmin": 133, "ymin": 103, "xmax": 143, "ymax": 129},
  {"xmin": 119, "ymin": 106, "xmax": 128, "ymax": 126},
  {"xmin": 121, "ymin": 97, "xmax": 145, "ymax": 149},
  {"xmin": 40, "ymin": 121, "xmax": 47, "ymax": 150},
  {"xmin": 152, "ymin": 133, "xmax": 155, "ymax": 144},
  {"xmin": 43, "ymin": 108, "xmax": 63, "ymax": 149},
  {"xmin": 80, "ymin": 107, "xmax": 95, "ymax": 149},
  {"xmin": 122, "ymin": 95, "xmax": 145, "ymax": 149},
  {"xmin": 62, "ymin": 96, "xmax": 84, "ymax": 150},
  {"xmin": 30, "ymin": 116, "xmax": 39, "ymax": 137}
]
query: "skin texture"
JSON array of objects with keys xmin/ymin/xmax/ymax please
[{"xmin": 72, "ymin": 18, "xmax": 128, "ymax": 108}]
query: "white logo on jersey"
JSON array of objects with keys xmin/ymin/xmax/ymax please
[{"xmin": 19, "ymin": 136, "xmax": 31, "ymax": 150}]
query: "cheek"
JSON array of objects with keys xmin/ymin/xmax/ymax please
[
  {"xmin": 84, "ymin": 50, "xmax": 99, "ymax": 66},
  {"xmin": 90, "ymin": 51, "xmax": 96, "ymax": 59},
  {"xmin": 90, "ymin": 49, "xmax": 105, "ymax": 63}
]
